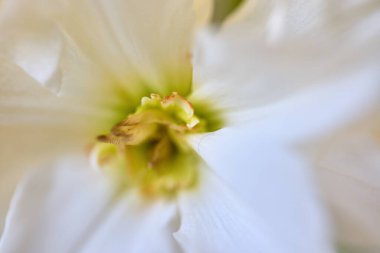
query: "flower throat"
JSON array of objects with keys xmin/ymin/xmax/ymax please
[{"xmin": 92, "ymin": 92, "xmax": 216, "ymax": 197}]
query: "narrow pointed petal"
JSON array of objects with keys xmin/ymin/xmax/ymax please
[{"xmin": 174, "ymin": 167, "xmax": 284, "ymax": 253}]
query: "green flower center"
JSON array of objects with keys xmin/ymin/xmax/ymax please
[{"xmin": 91, "ymin": 92, "xmax": 221, "ymax": 197}]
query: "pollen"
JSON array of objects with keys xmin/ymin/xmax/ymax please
[{"xmin": 91, "ymin": 92, "xmax": 212, "ymax": 197}]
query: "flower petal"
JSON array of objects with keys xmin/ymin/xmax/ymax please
[
  {"xmin": 315, "ymin": 111, "xmax": 380, "ymax": 251},
  {"xmin": 187, "ymin": 72, "xmax": 380, "ymax": 252},
  {"xmin": 189, "ymin": 130, "xmax": 335, "ymax": 253},
  {"xmin": 0, "ymin": 0, "xmax": 158, "ymax": 117},
  {"xmin": 0, "ymin": 158, "xmax": 180, "ymax": 253},
  {"xmin": 0, "ymin": 158, "xmax": 114, "ymax": 252},
  {"xmin": 1, "ymin": 0, "xmax": 195, "ymax": 96},
  {"xmin": 0, "ymin": 60, "xmax": 111, "ymax": 231},
  {"xmin": 225, "ymin": 0, "xmax": 326, "ymax": 39},
  {"xmin": 57, "ymin": 0, "xmax": 194, "ymax": 96},
  {"xmin": 0, "ymin": 0, "xmax": 66, "ymax": 91},
  {"xmin": 174, "ymin": 167, "xmax": 284, "ymax": 253},
  {"xmin": 191, "ymin": 2, "xmax": 380, "ymax": 117},
  {"xmin": 79, "ymin": 195, "xmax": 179, "ymax": 253},
  {"xmin": 225, "ymin": 1, "xmax": 380, "ymax": 42}
]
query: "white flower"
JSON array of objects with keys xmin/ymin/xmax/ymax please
[{"xmin": 0, "ymin": 0, "xmax": 379, "ymax": 253}]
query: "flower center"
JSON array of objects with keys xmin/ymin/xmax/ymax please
[{"xmin": 91, "ymin": 92, "xmax": 216, "ymax": 197}]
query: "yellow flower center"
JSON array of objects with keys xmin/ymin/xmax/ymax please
[{"xmin": 91, "ymin": 92, "xmax": 220, "ymax": 197}]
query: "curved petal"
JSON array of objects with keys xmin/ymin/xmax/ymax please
[
  {"xmin": 0, "ymin": 158, "xmax": 180, "ymax": 253},
  {"xmin": 188, "ymin": 68, "xmax": 379, "ymax": 252},
  {"xmin": 0, "ymin": 0, "xmax": 66, "ymax": 91},
  {"xmin": 224, "ymin": 0, "xmax": 326, "ymax": 39},
  {"xmin": 0, "ymin": 60, "xmax": 112, "ymax": 231},
  {"xmin": 191, "ymin": 1, "xmax": 380, "ymax": 118},
  {"xmin": 0, "ymin": 0, "xmax": 197, "ymax": 233},
  {"xmin": 174, "ymin": 167, "xmax": 285, "ymax": 253},
  {"xmin": 79, "ymin": 195, "xmax": 180, "ymax": 253},
  {"xmin": 188, "ymin": 130, "xmax": 334, "ymax": 253},
  {"xmin": 315, "ymin": 110, "xmax": 380, "ymax": 252},
  {"xmin": 1, "ymin": 0, "xmax": 195, "ymax": 96},
  {"xmin": 225, "ymin": 1, "xmax": 379, "ymax": 42},
  {"xmin": 0, "ymin": 158, "xmax": 114, "ymax": 252},
  {"xmin": 58, "ymin": 0, "xmax": 194, "ymax": 96}
]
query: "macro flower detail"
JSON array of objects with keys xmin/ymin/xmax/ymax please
[
  {"xmin": 93, "ymin": 92, "xmax": 221, "ymax": 197},
  {"xmin": 0, "ymin": 1, "xmax": 379, "ymax": 253}
]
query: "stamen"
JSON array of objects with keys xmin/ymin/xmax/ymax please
[{"xmin": 93, "ymin": 92, "xmax": 207, "ymax": 197}]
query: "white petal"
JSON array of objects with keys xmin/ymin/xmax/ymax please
[
  {"xmin": 191, "ymin": 2, "xmax": 380, "ymax": 117},
  {"xmin": 0, "ymin": 60, "xmax": 110, "ymax": 231},
  {"xmin": 0, "ymin": 124, "xmax": 81, "ymax": 233},
  {"xmin": 174, "ymin": 167, "xmax": 285, "ymax": 253},
  {"xmin": 0, "ymin": 157, "xmax": 181, "ymax": 253},
  {"xmin": 0, "ymin": 157, "xmax": 115, "ymax": 253},
  {"xmin": 225, "ymin": 0, "xmax": 326, "ymax": 40},
  {"xmin": 315, "ymin": 112, "xmax": 380, "ymax": 251},
  {"xmin": 188, "ymin": 131, "xmax": 334, "ymax": 253},
  {"xmin": 79, "ymin": 195, "xmax": 179, "ymax": 253},
  {"xmin": 188, "ymin": 66, "xmax": 379, "ymax": 252},
  {"xmin": 226, "ymin": 1, "xmax": 380, "ymax": 42},
  {"xmin": 57, "ymin": 0, "xmax": 194, "ymax": 95},
  {"xmin": 0, "ymin": 0, "xmax": 66, "ymax": 91},
  {"xmin": 1, "ymin": 0, "xmax": 195, "ymax": 96},
  {"xmin": 231, "ymin": 67, "xmax": 380, "ymax": 140},
  {"xmin": 0, "ymin": 0, "xmax": 170, "ymax": 118}
]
